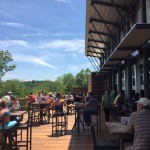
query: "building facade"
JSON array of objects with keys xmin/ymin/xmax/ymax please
[{"xmin": 85, "ymin": 0, "xmax": 150, "ymax": 102}]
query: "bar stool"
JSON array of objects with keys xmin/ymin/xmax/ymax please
[
  {"xmin": 31, "ymin": 103, "xmax": 41, "ymax": 126},
  {"xmin": 14, "ymin": 112, "xmax": 33, "ymax": 150},
  {"xmin": 90, "ymin": 105, "xmax": 101, "ymax": 133},
  {"xmin": 51, "ymin": 105, "xmax": 68, "ymax": 136}
]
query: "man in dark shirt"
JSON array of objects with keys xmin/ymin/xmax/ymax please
[{"xmin": 83, "ymin": 92, "xmax": 98, "ymax": 125}]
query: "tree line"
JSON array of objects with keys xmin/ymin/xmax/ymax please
[
  {"xmin": 0, "ymin": 50, "xmax": 91, "ymax": 98},
  {"xmin": 0, "ymin": 69, "xmax": 91, "ymax": 98}
]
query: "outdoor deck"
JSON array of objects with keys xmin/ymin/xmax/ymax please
[{"xmin": 18, "ymin": 110, "xmax": 131, "ymax": 150}]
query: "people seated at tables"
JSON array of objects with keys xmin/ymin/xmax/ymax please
[
  {"xmin": 0, "ymin": 98, "xmax": 17, "ymax": 146},
  {"xmin": 65, "ymin": 92, "xmax": 74, "ymax": 105},
  {"xmin": 40, "ymin": 91, "xmax": 49, "ymax": 114},
  {"xmin": 78, "ymin": 91, "xmax": 85, "ymax": 103},
  {"xmin": 73, "ymin": 92, "xmax": 81, "ymax": 105},
  {"xmin": 26, "ymin": 91, "xmax": 37, "ymax": 103},
  {"xmin": 113, "ymin": 92, "xmax": 123, "ymax": 119},
  {"xmin": 8, "ymin": 95, "xmax": 20, "ymax": 112},
  {"xmin": 50, "ymin": 92, "xmax": 69, "ymax": 114},
  {"xmin": 41, "ymin": 91, "xmax": 48, "ymax": 102},
  {"xmin": 8, "ymin": 96, "xmax": 21, "ymax": 124},
  {"xmin": 51, "ymin": 92, "xmax": 68, "ymax": 108},
  {"xmin": 83, "ymin": 92, "xmax": 98, "ymax": 125},
  {"xmin": 114, "ymin": 92, "xmax": 123, "ymax": 107},
  {"xmin": 44, "ymin": 92, "xmax": 54, "ymax": 118},
  {"xmin": 4, "ymin": 92, "xmax": 11, "ymax": 107},
  {"xmin": 36, "ymin": 91, "xmax": 42, "ymax": 102},
  {"xmin": 48, "ymin": 92, "xmax": 54, "ymax": 106},
  {"xmin": 125, "ymin": 97, "xmax": 150, "ymax": 150}
]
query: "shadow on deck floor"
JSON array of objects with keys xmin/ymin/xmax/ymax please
[{"xmin": 17, "ymin": 110, "xmax": 131, "ymax": 150}]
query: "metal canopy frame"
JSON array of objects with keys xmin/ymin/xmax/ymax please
[{"xmin": 85, "ymin": 0, "xmax": 150, "ymax": 74}]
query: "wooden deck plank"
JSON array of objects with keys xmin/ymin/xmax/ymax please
[{"xmin": 16, "ymin": 110, "xmax": 125, "ymax": 150}]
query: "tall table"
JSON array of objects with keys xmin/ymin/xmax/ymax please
[
  {"xmin": 10, "ymin": 111, "xmax": 27, "ymax": 117},
  {"xmin": 72, "ymin": 107, "xmax": 85, "ymax": 133},
  {"xmin": 106, "ymin": 122, "xmax": 133, "ymax": 150},
  {"xmin": 31, "ymin": 102, "xmax": 50, "ymax": 124}
]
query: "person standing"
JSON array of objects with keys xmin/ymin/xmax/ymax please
[
  {"xmin": 101, "ymin": 90, "xmax": 111, "ymax": 122},
  {"xmin": 125, "ymin": 97, "xmax": 150, "ymax": 150}
]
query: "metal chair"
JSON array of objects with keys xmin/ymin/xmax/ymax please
[
  {"xmin": 90, "ymin": 104, "xmax": 101, "ymax": 133},
  {"xmin": 31, "ymin": 103, "xmax": 41, "ymax": 126},
  {"xmin": 91, "ymin": 124, "xmax": 119, "ymax": 150},
  {"xmin": 14, "ymin": 112, "xmax": 33, "ymax": 150},
  {"xmin": 0, "ymin": 115, "xmax": 17, "ymax": 150}
]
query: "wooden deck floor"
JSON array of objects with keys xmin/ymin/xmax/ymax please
[{"xmin": 17, "ymin": 110, "xmax": 129, "ymax": 150}]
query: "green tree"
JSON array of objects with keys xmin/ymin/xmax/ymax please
[
  {"xmin": 75, "ymin": 68, "xmax": 91, "ymax": 87},
  {"xmin": 55, "ymin": 76, "xmax": 63, "ymax": 93},
  {"xmin": 61, "ymin": 73, "xmax": 75, "ymax": 94},
  {"xmin": 0, "ymin": 50, "xmax": 16, "ymax": 82},
  {"xmin": 0, "ymin": 79, "xmax": 27, "ymax": 97}
]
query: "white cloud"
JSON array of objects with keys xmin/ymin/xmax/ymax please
[
  {"xmin": 0, "ymin": 22, "xmax": 46, "ymax": 33},
  {"xmin": 22, "ymin": 33, "xmax": 47, "ymax": 37},
  {"xmin": 13, "ymin": 54, "xmax": 57, "ymax": 69},
  {"xmin": 0, "ymin": 39, "xmax": 84, "ymax": 53},
  {"xmin": 38, "ymin": 39, "xmax": 84, "ymax": 53},
  {"xmin": 55, "ymin": 0, "xmax": 70, "ymax": 3},
  {"xmin": 0, "ymin": 40, "xmax": 29, "ymax": 48},
  {"xmin": 51, "ymin": 32, "xmax": 81, "ymax": 37},
  {"xmin": 0, "ymin": 22, "xmax": 30, "ymax": 30},
  {"xmin": 69, "ymin": 65, "xmax": 78, "ymax": 70},
  {"xmin": 82, "ymin": 62, "xmax": 92, "ymax": 68}
]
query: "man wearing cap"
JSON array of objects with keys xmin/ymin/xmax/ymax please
[{"xmin": 125, "ymin": 97, "xmax": 150, "ymax": 150}]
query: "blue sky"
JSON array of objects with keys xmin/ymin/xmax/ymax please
[{"xmin": 0, "ymin": 0, "xmax": 93, "ymax": 81}]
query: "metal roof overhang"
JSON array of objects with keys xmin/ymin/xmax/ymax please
[
  {"xmin": 100, "ymin": 23, "xmax": 150, "ymax": 72},
  {"xmin": 85, "ymin": 0, "xmax": 150, "ymax": 74},
  {"xmin": 85, "ymin": 0, "xmax": 134, "ymax": 72}
]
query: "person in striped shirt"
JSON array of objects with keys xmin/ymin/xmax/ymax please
[{"xmin": 125, "ymin": 97, "xmax": 150, "ymax": 150}]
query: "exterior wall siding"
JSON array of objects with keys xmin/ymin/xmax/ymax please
[
  {"xmin": 147, "ymin": 0, "xmax": 150, "ymax": 22},
  {"xmin": 115, "ymin": 1, "xmax": 150, "ymax": 99}
]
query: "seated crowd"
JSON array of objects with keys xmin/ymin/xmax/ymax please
[{"xmin": 1, "ymin": 89, "xmax": 150, "ymax": 150}]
